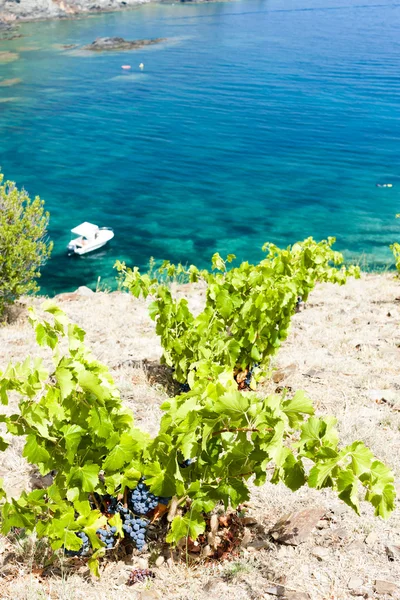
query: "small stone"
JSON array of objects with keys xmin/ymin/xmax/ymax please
[
  {"xmin": 374, "ymin": 579, "xmax": 399, "ymax": 596},
  {"xmin": 240, "ymin": 528, "xmax": 252, "ymax": 548},
  {"xmin": 305, "ymin": 368, "xmax": 323, "ymax": 378},
  {"xmin": 367, "ymin": 389, "xmax": 385, "ymax": 402},
  {"xmin": 285, "ymin": 593, "xmax": 310, "ymax": 600},
  {"xmin": 137, "ymin": 557, "xmax": 148, "ymax": 570},
  {"xmin": 331, "ymin": 503, "xmax": 348, "ymax": 517},
  {"xmin": 272, "ymin": 364, "xmax": 297, "ymax": 383},
  {"xmin": 155, "ymin": 556, "xmax": 164, "ymax": 567},
  {"xmin": 75, "ymin": 285, "xmax": 95, "ymax": 296},
  {"xmin": 54, "ymin": 292, "xmax": 79, "ymax": 302},
  {"xmin": 242, "ymin": 516, "xmax": 258, "ymax": 526},
  {"xmin": 201, "ymin": 544, "xmax": 213, "ymax": 558},
  {"xmin": 139, "ymin": 592, "xmax": 161, "ymax": 600},
  {"xmin": 265, "ymin": 584, "xmax": 285, "ymax": 596},
  {"xmin": 203, "ymin": 577, "xmax": 228, "ymax": 594},
  {"xmin": 270, "ymin": 507, "xmax": 326, "ymax": 546},
  {"xmin": 210, "ymin": 513, "xmax": 219, "ymax": 534},
  {"xmin": 348, "ymin": 576, "xmax": 364, "ymax": 591},
  {"xmin": 247, "ymin": 539, "xmax": 272, "ymax": 550},
  {"xmin": 365, "ymin": 531, "xmax": 378, "ymax": 546},
  {"xmin": 311, "ymin": 546, "xmax": 330, "ymax": 561},
  {"xmin": 334, "ymin": 528, "xmax": 348, "ymax": 540},
  {"xmin": 116, "ymin": 572, "xmax": 128, "ymax": 586},
  {"xmin": 385, "ymin": 544, "xmax": 400, "ymax": 561}
]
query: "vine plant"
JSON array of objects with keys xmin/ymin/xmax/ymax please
[
  {"xmin": 0, "ymin": 243, "xmax": 395, "ymax": 576},
  {"xmin": 117, "ymin": 237, "xmax": 360, "ymax": 385}
]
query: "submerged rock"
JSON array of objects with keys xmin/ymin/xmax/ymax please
[
  {"xmin": 0, "ymin": 51, "xmax": 19, "ymax": 63},
  {"xmin": 0, "ymin": 78, "xmax": 22, "ymax": 87},
  {"xmin": 84, "ymin": 36, "xmax": 166, "ymax": 52}
]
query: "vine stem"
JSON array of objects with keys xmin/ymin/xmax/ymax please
[{"xmin": 212, "ymin": 426, "xmax": 272, "ymax": 436}]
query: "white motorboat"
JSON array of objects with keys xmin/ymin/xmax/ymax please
[{"xmin": 67, "ymin": 222, "xmax": 114, "ymax": 256}]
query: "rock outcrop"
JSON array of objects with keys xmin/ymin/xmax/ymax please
[
  {"xmin": 84, "ymin": 36, "xmax": 166, "ymax": 52},
  {"xmin": 0, "ymin": 0, "xmax": 151, "ymax": 22}
]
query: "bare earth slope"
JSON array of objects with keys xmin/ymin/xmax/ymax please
[{"xmin": 0, "ymin": 273, "xmax": 399, "ymax": 600}]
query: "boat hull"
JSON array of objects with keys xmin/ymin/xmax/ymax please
[{"xmin": 67, "ymin": 228, "xmax": 114, "ymax": 256}]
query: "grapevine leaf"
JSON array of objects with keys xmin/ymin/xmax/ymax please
[
  {"xmin": 216, "ymin": 290, "xmax": 233, "ymax": 319},
  {"xmin": 109, "ymin": 512, "xmax": 123, "ymax": 537},
  {"xmin": 337, "ymin": 469, "xmax": 360, "ymax": 514},
  {"xmin": 88, "ymin": 549, "xmax": 105, "ymax": 578},
  {"xmin": 88, "ymin": 407, "xmax": 114, "ymax": 439},
  {"xmin": 282, "ymin": 391, "xmax": 314, "ymax": 420},
  {"xmin": 213, "ymin": 390, "xmax": 249, "ymax": 417},
  {"xmin": 346, "ymin": 441, "xmax": 375, "ymax": 476},
  {"xmin": 78, "ymin": 370, "xmax": 108, "ymax": 402},
  {"xmin": 55, "ymin": 367, "xmax": 74, "ymax": 400},
  {"xmin": 22, "ymin": 434, "xmax": 51, "ymax": 467},
  {"xmin": 166, "ymin": 511, "xmax": 205, "ymax": 546},
  {"xmin": 308, "ymin": 457, "xmax": 340, "ymax": 488},
  {"xmin": 283, "ymin": 454, "xmax": 306, "ymax": 491},
  {"xmin": 102, "ymin": 433, "xmax": 140, "ymax": 472},
  {"xmin": 62, "ymin": 424, "xmax": 84, "ymax": 463},
  {"xmin": 66, "ymin": 465, "xmax": 100, "ymax": 492}
]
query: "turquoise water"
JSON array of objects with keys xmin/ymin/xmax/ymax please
[{"xmin": 1, "ymin": 0, "xmax": 400, "ymax": 294}]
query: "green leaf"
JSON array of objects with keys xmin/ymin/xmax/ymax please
[
  {"xmin": 56, "ymin": 367, "xmax": 75, "ymax": 400},
  {"xmin": 102, "ymin": 433, "xmax": 140, "ymax": 472},
  {"xmin": 78, "ymin": 370, "xmax": 108, "ymax": 402},
  {"xmin": 166, "ymin": 510, "xmax": 205, "ymax": 546},
  {"xmin": 346, "ymin": 441, "xmax": 375, "ymax": 476},
  {"xmin": 283, "ymin": 454, "xmax": 306, "ymax": 491},
  {"xmin": 337, "ymin": 469, "xmax": 360, "ymax": 514},
  {"xmin": 23, "ymin": 434, "xmax": 51, "ymax": 467},
  {"xmin": 213, "ymin": 391, "xmax": 249, "ymax": 417},
  {"xmin": 282, "ymin": 391, "xmax": 314, "ymax": 418},
  {"xmin": 66, "ymin": 464, "xmax": 100, "ymax": 492},
  {"xmin": 308, "ymin": 456, "xmax": 340, "ymax": 488},
  {"xmin": 216, "ymin": 290, "xmax": 233, "ymax": 319},
  {"xmin": 88, "ymin": 549, "xmax": 105, "ymax": 578},
  {"xmin": 109, "ymin": 512, "xmax": 123, "ymax": 537},
  {"xmin": 62, "ymin": 424, "xmax": 84, "ymax": 464}
]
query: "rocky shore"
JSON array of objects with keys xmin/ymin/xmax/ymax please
[
  {"xmin": 0, "ymin": 0, "xmax": 150, "ymax": 22},
  {"xmin": 0, "ymin": 0, "xmax": 214, "ymax": 23}
]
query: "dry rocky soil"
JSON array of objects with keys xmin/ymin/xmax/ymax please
[{"xmin": 0, "ymin": 273, "xmax": 399, "ymax": 600}]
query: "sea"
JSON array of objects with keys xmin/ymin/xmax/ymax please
[{"xmin": 1, "ymin": 0, "xmax": 400, "ymax": 294}]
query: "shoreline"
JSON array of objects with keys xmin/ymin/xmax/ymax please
[{"xmin": 0, "ymin": 0, "xmax": 223, "ymax": 25}]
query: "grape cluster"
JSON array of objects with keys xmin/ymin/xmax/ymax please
[
  {"xmin": 96, "ymin": 526, "xmax": 117, "ymax": 549},
  {"xmin": 103, "ymin": 494, "xmax": 118, "ymax": 514},
  {"xmin": 65, "ymin": 531, "xmax": 91, "ymax": 557},
  {"xmin": 129, "ymin": 481, "xmax": 158, "ymax": 513},
  {"xmin": 119, "ymin": 507, "xmax": 148, "ymax": 551},
  {"xmin": 295, "ymin": 296, "xmax": 304, "ymax": 313},
  {"xmin": 179, "ymin": 457, "xmax": 194, "ymax": 468},
  {"xmin": 179, "ymin": 382, "xmax": 190, "ymax": 393},
  {"xmin": 129, "ymin": 481, "xmax": 169, "ymax": 514},
  {"xmin": 90, "ymin": 493, "xmax": 118, "ymax": 514},
  {"xmin": 127, "ymin": 568, "xmax": 155, "ymax": 586},
  {"xmin": 245, "ymin": 363, "xmax": 259, "ymax": 387}
]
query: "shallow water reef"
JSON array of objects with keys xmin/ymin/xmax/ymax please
[{"xmin": 84, "ymin": 37, "xmax": 166, "ymax": 52}]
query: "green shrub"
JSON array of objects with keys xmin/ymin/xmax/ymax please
[
  {"xmin": 390, "ymin": 242, "xmax": 400, "ymax": 274},
  {"xmin": 117, "ymin": 237, "xmax": 360, "ymax": 385},
  {"xmin": 0, "ymin": 174, "xmax": 53, "ymax": 316}
]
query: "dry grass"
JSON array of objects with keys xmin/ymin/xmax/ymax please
[{"xmin": 0, "ymin": 273, "xmax": 399, "ymax": 599}]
